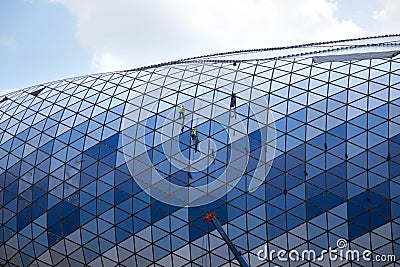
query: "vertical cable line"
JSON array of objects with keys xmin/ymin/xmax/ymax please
[
  {"xmin": 366, "ymin": 59, "xmax": 372, "ymax": 249},
  {"xmin": 304, "ymin": 58, "xmax": 313, "ymax": 181},
  {"xmin": 344, "ymin": 59, "xmax": 350, "ymax": 208},
  {"xmin": 264, "ymin": 58, "xmax": 278, "ymax": 253},
  {"xmin": 282, "ymin": 58, "xmax": 296, "ymax": 252},
  {"xmin": 227, "ymin": 62, "xmax": 240, "ymax": 166},
  {"xmin": 207, "ymin": 62, "xmax": 223, "ymax": 169},
  {"xmin": 327, "ymin": 58, "xmax": 351, "ymax": 255},
  {"xmin": 188, "ymin": 64, "xmax": 205, "ymax": 179},
  {"xmin": 284, "ymin": 59, "xmax": 296, "ymax": 193},
  {"xmin": 204, "ymin": 62, "xmax": 226, "ymax": 265},
  {"xmin": 387, "ymin": 58, "xmax": 394, "ymax": 264},
  {"xmin": 202, "ymin": 64, "xmax": 215, "ymax": 174},
  {"xmin": 169, "ymin": 65, "xmax": 189, "ymax": 195},
  {"xmin": 304, "ymin": 58, "xmax": 317, "ymax": 254},
  {"xmin": 323, "ymin": 61, "xmax": 334, "ymax": 246},
  {"xmin": 242, "ymin": 60, "xmax": 262, "ymax": 265},
  {"xmin": 220, "ymin": 62, "xmax": 240, "ymax": 264},
  {"xmin": 342, "ymin": 60, "xmax": 351, "ymax": 253},
  {"xmin": 205, "ymin": 62, "xmax": 224, "ymax": 267}
]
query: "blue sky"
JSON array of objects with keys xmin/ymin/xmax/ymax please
[
  {"xmin": 0, "ymin": 0, "xmax": 91, "ymax": 94},
  {"xmin": 0, "ymin": 0, "xmax": 399, "ymax": 95}
]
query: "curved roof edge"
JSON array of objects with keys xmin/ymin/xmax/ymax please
[{"xmin": 2, "ymin": 33, "xmax": 400, "ymax": 98}]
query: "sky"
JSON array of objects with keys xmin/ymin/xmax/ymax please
[{"xmin": 0, "ymin": 0, "xmax": 399, "ymax": 95}]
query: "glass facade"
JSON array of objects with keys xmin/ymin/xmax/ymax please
[{"xmin": 0, "ymin": 36, "xmax": 400, "ymax": 266}]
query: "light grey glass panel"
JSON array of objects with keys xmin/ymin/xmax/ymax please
[{"xmin": 313, "ymin": 50, "xmax": 400, "ymax": 63}]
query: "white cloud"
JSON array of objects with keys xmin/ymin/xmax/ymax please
[
  {"xmin": 0, "ymin": 35, "xmax": 16, "ymax": 49},
  {"xmin": 91, "ymin": 53, "xmax": 125, "ymax": 71},
  {"xmin": 373, "ymin": 0, "xmax": 400, "ymax": 33},
  {"xmin": 49, "ymin": 0, "xmax": 366, "ymax": 72}
]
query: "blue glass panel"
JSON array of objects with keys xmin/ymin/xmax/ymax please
[{"xmin": 267, "ymin": 223, "xmax": 284, "ymax": 240}]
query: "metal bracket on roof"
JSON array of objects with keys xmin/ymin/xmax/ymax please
[
  {"xmin": 0, "ymin": 96, "xmax": 9, "ymax": 103},
  {"xmin": 29, "ymin": 87, "xmax": 44, "ymax": 97}
]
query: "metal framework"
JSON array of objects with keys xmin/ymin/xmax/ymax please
[{"xmin": 0, "ymin": 35, "xmax": 399, "ymax": 266}]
